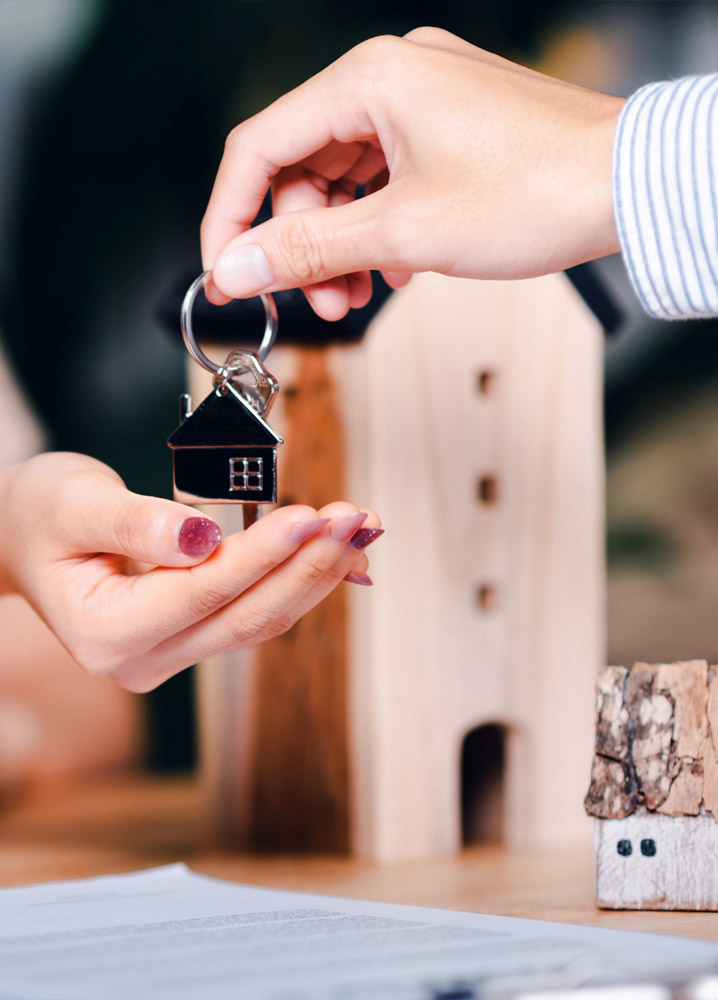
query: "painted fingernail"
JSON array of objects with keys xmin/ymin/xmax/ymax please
[
  {"xmin": 178, "ymin": 517, "xmax": 222, "ymax": 557},
  {"xmin": 331, "ymin": 511, "xmax": 368, "ymax": 543},
  {"xmin": 213, "ymin": 244, "xmax": 273, "ymax": 297},
  {"xmin": 350, "ymin": 527, "xmax": 385, "ymax": 550},
  {"xmin": 345, "ymin": 571, "xmax": 373, "ymax": 586},
  {"xmin": 290, "ymin": 517, "xmax": 330, "ymax": 544}
]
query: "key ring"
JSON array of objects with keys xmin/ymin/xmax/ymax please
[{"xmin": 180, "ymin": 270, "xmax": 278, "ymax": 374}]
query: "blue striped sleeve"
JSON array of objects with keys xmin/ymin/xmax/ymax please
[{"xmin": 613, "ymin": 74, "xmax": 718, "ymax": 320}]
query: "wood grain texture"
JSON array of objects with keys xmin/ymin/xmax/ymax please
[
  {"xmin": 586, "ymin": 662, "xmax": 718, "ymax": 822},
  {"xmin": 655, "ymin": 661, "xmax": 709, "ymax": 817},
  {"xmin": 193, "ymin": 350, "xmax": 350, "ymax": 852},
  {"xmin": 703, "ymin": 672, "xmax": 718, "ymax": 820},
  {"xmin": 595, "ymin": 811, "xmax": 718, "ymax": 910},
  {"xmin": 332, "ymin": 271, "xmax": 604, "ymax": 859},
  {"xmin": 585, "ymin": 756, "xmax": 635, "ymax": 820},
  {"xmin": 626, "ymin": 667, "xmax": 675, "ymax": 811},
  {"xmin": 595, "ymin": 666, "xmax": 631, "ymax": 761},
  {"xmin": 195, "ymin": 272, "xmax": 604, "ymax": 861},
  {"xmin": 247, "ymin": 350, "xmax": 350, "ymax": 852}
]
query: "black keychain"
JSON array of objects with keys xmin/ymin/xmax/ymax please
[{"xmin": 168, "ymin": 272, "xmax": 283, "ymax": 507}]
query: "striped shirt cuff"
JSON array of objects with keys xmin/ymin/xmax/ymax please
[{"xmin": 613, "ymin": 74, "xmax": 718, "ymax": 320}]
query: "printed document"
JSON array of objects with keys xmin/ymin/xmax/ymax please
[{"xmin": 1, "ymin": 864, "xmax": 717, "ymax": 999}]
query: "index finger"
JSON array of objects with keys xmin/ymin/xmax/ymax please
[
  {"xmin": 199, "ymin": 40, "xmax": 384, "ymax": 274},
  {"xmin": 113, "ymin": 504, "xmax": 329, "ymax": 643}
]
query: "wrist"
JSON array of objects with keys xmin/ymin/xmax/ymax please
[
  {"xmin": 580, "ymin": 95, "xmax": 626, "ymax": 264},
  {"xmin": 598, "ymin": 97, "xmax": 625, "ymax": 258}
]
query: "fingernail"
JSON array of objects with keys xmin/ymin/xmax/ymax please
[
  {"xmin": 178, "ymin": 517, "xmax": 222, "ymax": 557},
  {"xmin": 345, "ymin": 571, "xmax": 373, "ymax": 586},
  {"xmin": 290, "ymin": 517, "xmax": 330, "ymax": 544},
  {"xmin": 213, "ymin": 244, "xmax": 273, "ymax": 297},
  {"xmin": 350, "ymin": 527, "xmax": 385, "ymax": 550},
  {"xmin": 331, "ymin": 511, "xmax": 368, "ymax": 543}
]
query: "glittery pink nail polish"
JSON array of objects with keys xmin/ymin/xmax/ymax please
[
  {"xmin": 350, "ymin": 527, "xmax": 385, "ymax": 550},
  {"xmin": 178, "ymin": 517, "xmax": 222, "ymax": 557}
]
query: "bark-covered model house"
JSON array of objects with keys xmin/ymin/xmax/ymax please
[
  {"xmin": 585, "ymin": 660, "xmax": 718, "ymax": 910},
  {"xmin": 168, "ymin": 382, "xmax": 282, "ymax": 505}
]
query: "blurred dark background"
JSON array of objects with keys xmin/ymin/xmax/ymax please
[{"xmin": 0, "ymin": 0, "xmax": 717, "ymax": 770}]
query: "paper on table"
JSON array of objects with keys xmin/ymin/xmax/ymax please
[{"xmin": 0, "ymin": 864, "xmax": 716, "ymax": 1000}]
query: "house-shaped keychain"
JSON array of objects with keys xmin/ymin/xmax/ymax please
[
  {"xmin": 169, "ymin": 275, "xmax": 283, "ymax": 506},
  {"xmin": 168, "ymin": 374, "xmax": 283, "ymax": 505}
]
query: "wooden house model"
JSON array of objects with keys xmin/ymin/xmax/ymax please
[
  {"xmin": 585, "ymin": 659, "xmax": 718, "ymax": 910},
  {"xmin": 190, "ymin": 270, "xmax": 606, "ymax": 860},
  {"xmin": 168, "ymin": 382, "xmax": 282, "ymax": 505}
]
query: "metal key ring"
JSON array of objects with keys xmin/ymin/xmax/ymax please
[{"xmin": 180, "ymin": 270, "xmax": 278, "ymax": 374}]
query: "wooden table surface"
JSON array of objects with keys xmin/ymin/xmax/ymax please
[{"xmin": 2, "ymin": 773, "xmax": 718, "ymax": 943}]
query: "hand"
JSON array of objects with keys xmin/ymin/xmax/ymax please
[
  {"xmin": 201, "ymin": 27, "xmax": 624, "ymax": 321},
  {"xmin": 0, "ymin": 453, "xmax": 382, "ymax": 692}
]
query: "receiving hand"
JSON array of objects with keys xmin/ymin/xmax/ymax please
[
  {"xmin": 201, "ymin": 27, "xmax": 624, "ymax": 320},
  {"xmin": 0, "ymin": 453, "xmax": 381, "ymax": 692}
]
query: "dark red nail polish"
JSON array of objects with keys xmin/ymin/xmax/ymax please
[
  {"xmin": 345, "ymin": 571, "xmax": 373, "ymax": 586},
  {"xmin": 178, "ymin": 517, "xmax": 222, "ymax": 557},
  {"xmin": 350, "ymin": 527, "xmax": 385, "ymax": 550}
]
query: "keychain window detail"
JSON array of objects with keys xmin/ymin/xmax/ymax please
[{"xmin": 229, "ymin": 457, "xmax": 264, "ymax": 493}]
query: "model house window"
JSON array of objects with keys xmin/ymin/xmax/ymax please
[{"xmin": 229, "ymin": 457, "xmax": 264, "ymax": 492}]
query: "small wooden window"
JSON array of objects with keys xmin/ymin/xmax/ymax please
[
  {"xmin": 477, "ymin": 370, "xmax": 495, "ymax": 395},
  {"xmin": 476, "ymin": 584, "xmax": 497, "ymax": 612},
  {"xmin": 477, "ymin": 475, "xmax": 499, "ymax": 505}
]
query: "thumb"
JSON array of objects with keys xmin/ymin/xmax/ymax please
[
  {"xmin": 212, "ymin": 192, "xmax": 395, "ymax": 298},
  {"xmin": 61, "ymin": 478, "xmax": 222, "ymax": 567}
]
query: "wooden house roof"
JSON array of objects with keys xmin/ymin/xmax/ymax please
[
  {"xmin": 584, "ymin": 660, "xmax": 718, "ymax": 822},
  {"xmin": 168, "ymin": 383, "xmax": 282, "ymax": 448}
]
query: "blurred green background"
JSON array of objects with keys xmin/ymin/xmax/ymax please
[{"xmin": 1, "ymin": 0, "xmax": 717, "ymax": 769}]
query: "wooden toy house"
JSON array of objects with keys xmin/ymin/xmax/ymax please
[
  {"xmin": 168, "ymin": 381, "xmax": 282, "ymax": 505},
  {"xmin": 585, "ymin": 659, "xmax": 718, "ymax": 910},
  {"xmin": 192, "ymin": 270, "xmax": 606, "ymax": 860}
]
